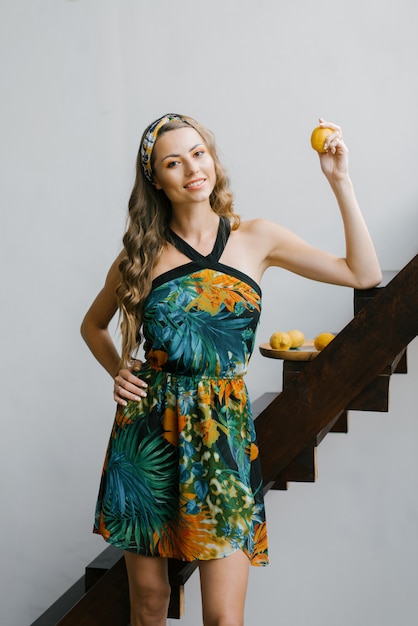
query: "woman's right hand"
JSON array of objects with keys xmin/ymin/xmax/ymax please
[{"xmin": 113, "ymin": 360, "xmax": 148, "ymax": 406}]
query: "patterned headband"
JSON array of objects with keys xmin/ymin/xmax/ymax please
[{"xmin": 140, "ymin": 113, "xmax": 188, "ymax": 182}]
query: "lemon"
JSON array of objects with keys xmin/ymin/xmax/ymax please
[
  {"xmin": 310, "ymin": 126, "xmax": 333, "ymax": 153},
  {"xmin": 269, "ymin": 331, "xmax": 292, "ymax": 351},
  {"xmin": 314, "ymin": 332, "xmax": 335, "ymax": 351},
  {"xmin": 287, "ymin": 329, "xmax": 305, "ymax": 348}
]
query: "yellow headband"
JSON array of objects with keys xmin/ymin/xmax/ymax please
[{"xmin": 141, "ymin": 113, "xmax": 187, "ymax": 182}]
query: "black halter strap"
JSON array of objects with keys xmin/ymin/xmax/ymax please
[{"xmin": 168, "ymin": 216, "xmax": 231, "ymax": 264}]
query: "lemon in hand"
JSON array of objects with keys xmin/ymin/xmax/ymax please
[
  {"xmin": 270, "ymin": 331, "xmax": 292, "ymax": 351},
  {"xmin": 311, "ymin": 126, "xmax": 333, "ymax": 153},
  {"xmin": 287, "ymin": 329, "xmax": 305, "ymax": 348},
  {"xmin": 314, "ymin": 332, "xmax": 335, "ymax": 351}
]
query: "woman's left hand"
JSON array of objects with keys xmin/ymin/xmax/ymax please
[
  {"xmin": 316, "ymin": 118, "xmax": 349, "ymax": 181},
  {"xmin": 113, "ymin": 359, "xmax": 147, "ymax": 406}
]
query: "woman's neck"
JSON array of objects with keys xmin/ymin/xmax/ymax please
[{"xmin": 169, "ymin": 206, "xmax": 219, "ymax": 245}]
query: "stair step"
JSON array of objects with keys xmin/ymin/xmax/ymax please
[
  {"xmin": 316, "ymin": 410, "xmax": 348, "ymax": 442},
  {"xmin": 346, "ymin": 348, "xmax": 407, "ymax": 411},
  {"xmin": 254, "ymin": 394, "xmax": 347, "ymax": 489},
  {"xmin": 275, "ymin": 445, "xmax": 317, "ymax": 486},
  {"xmin": 270, "ymin": 410, "xmax": 349, "ymax": 489}
]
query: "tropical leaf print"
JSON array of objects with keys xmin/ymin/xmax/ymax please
[
  {"xmin": 183, "ymin": 269, "xmax": 261, "ymax": 315},
  {"xmin": 98, "ymin": 420, "xmax": 178, "ymax": 551},
  {"xmin": 144, "ymin": 270, "xmax": 260, "ymax": 376},
  {"xmin": 94, "ymin": 265, "xmax": 268, "ymax": 566}
]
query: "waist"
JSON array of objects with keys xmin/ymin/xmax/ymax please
[
  {"xmin": 139, "ymin": 362, "xmax": 246, "ymax": 381},
  {"xmin": 144, "ymin": 349, "xmax": 248, "ymax": 379}
]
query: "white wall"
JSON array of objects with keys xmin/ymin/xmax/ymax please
[{"xmin": 1, "ymin": 1, "xmax": 417, "ymax": 624}]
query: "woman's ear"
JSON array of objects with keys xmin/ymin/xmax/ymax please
[{"xmin": 153, "ymin": 177, "xmax": 162, "ymax": 190}]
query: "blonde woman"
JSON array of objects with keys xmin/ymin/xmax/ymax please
[{"xmin": 81, "ymin": 113, "xmax": 380, "ymax": 626}]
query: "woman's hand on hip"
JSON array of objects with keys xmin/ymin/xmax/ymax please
[{"xmin": 113, "ymin": 360, "xmax": 148, "ymax": 406}]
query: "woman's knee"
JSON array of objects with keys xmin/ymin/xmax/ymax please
[
  {"xmin": 129, "ymin": 578, "xmax": 171, "ymax": 625},
  {"xmin": 134, "ymin": 575, "xmax": 170, "ymax": 600},
  {"xmin": 124, "ymin": 553, "xmax": 170, "ymax": 623}
]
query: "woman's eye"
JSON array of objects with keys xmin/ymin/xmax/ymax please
[
  {"xmin": 194, "ymin": 150, "xmax": 204, "ymax": 157},
  {"xmin": 167, "ymin": 161, "xmax": 179, "ymax": 168}
]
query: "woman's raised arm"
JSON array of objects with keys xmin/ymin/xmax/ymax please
[{"xmin": 260, "ymin": 119, "xmax": 381, "ymax": 288}]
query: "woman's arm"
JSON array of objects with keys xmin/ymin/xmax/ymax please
[
  {"xmin": 260, "ymin": 120, "xmax": 382, "ymax": 288},
  {"xmin": 80, "ymin": 252, "xmax": 147, "ymax": 405}
]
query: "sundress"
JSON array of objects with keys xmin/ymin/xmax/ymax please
[{"xmin": 93, "ymin": 216, "xmax": 268, "ymax": 566}]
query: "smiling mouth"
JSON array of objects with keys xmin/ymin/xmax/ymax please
[{"xmin": 184, "ymin": 178, "xmax": 206, "ymax": 189}]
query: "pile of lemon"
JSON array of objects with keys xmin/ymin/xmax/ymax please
[
  {"xmin": 269, "ymin": 330, "xmax": 304, "ymax": 350},
  {"xmin": 269, "ymin": 329, "xmax": 335, "ymax": 351}
]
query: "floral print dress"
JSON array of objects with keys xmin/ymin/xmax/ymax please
[{"xmin": 94, "ymin": 217, "xmax": 268, "ymax": 566}]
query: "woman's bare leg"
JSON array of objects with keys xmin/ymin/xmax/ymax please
[
  {"xmin": 199, "ymin": 550, "xmax": 250, "ymax": 626},
  {"xmin": 124, "ymin": 552, "xmax": 170, "ymax": 626}
]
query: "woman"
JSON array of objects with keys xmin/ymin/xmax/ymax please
[{"xmin": 81, "ymin": 113, "xmax": 381, "ymax": 626}]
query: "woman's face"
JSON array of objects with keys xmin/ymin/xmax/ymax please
[{"xmin": 152, "ymin": 127, "xmax": 216, "ymax": 207}]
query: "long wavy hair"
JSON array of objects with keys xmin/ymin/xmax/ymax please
[{"xmin": 117, "ymin": 114, "xmax": 240, "ymax": 367}]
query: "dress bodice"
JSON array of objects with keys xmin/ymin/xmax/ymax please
[{"xmin": 142, "ymin": 217, "xmax": 262, "ymax": 378}]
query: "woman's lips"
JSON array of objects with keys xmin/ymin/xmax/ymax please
[{"xmin": 184, "ymin": 178, "xmax": 206, "ymax": 189}]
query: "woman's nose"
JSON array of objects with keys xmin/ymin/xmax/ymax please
[{"xmin": 184, "ymin": 158, "xmax": 198, "ymax": 175}]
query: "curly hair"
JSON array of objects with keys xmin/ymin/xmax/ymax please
[{"xmin": 117, "ymin": 114, "xmax": 240, "ymax": 367}]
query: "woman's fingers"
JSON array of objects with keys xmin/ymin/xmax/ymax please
[
  {"xmin": 114, "ymin": 366, "xmax": 148, "ymax": 405},
  {"xmin": 318, "ymin": 118, "xmax": 343, "ymax": 154},
  {"xmin": 318, "ymin": 118, "xmax": 342, "ymax": 133},
  {"xmin": 113, "ymin": 381, "xmax": 147, "ymax": 405}
]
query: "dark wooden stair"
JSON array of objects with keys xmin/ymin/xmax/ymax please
[
  {"xmin": 253, "ymin": 392, "xmax": 349, "ymax": 491},
  {"xmin": 257, "ymin": 256, "xmax": 418, "ymax": 491},
  {"xmin": 31, "ymin": 256, "xmax": 418, "ymax": 625},
  {"xmin": 267, "ymin": 271, "xmax": 411, "ymax": 488}
]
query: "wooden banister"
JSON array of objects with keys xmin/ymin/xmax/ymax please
[{"xmin": 256, "ymin": 254, "xmax": 418, "ymax": 488}]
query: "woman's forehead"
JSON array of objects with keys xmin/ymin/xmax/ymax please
[{"xmin": 154, "ymin": 126, "xmax": 205, "ymax": 154}]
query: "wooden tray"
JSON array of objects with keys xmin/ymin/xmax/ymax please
[{"xmin": 259, "ymin": 340, "xmax": 319, "ymax": 361}]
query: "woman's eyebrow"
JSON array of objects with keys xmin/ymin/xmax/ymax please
[{"xmin": 161, "ymin": 144, "xmax": 204, "ymax": 162}]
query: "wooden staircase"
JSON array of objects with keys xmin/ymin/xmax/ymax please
[
  {"xmin": 256, "ymin": 255, "xmax": 418, "ymax": 490},
  {"xmin": 255, "ymin": 270, "xmax": 410, "ymax": 490},
  {"xmin": 31, "ymin": 255, "xmax": 418, "ymax": 625}
]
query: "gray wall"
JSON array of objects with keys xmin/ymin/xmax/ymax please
[{"xmin": 1, "ymin": 1, "xmax": 417, "ymax": 624}]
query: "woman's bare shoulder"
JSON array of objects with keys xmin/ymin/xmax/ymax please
[
  {"xmin": 238, "ymin": 218, "xmax": 289, "ymax": 241},
  {"xmin": 239, "ymin": 217, "xmax": 274, "ymax": 230}
]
